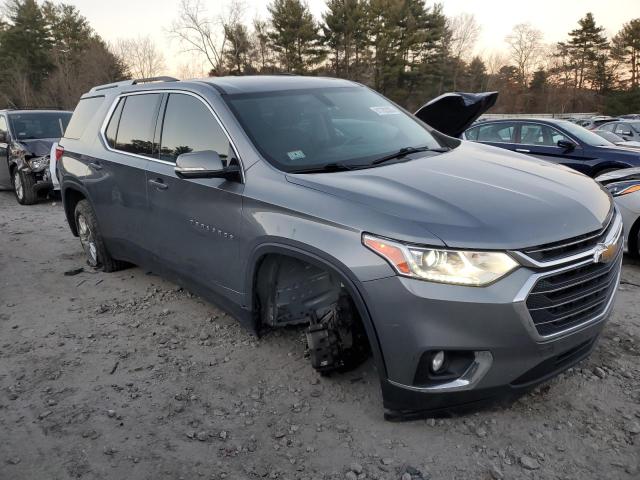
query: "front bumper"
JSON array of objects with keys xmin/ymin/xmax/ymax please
[{"xmin": 361, "ymin": 234, "xmax": 623, "ymax": 417}]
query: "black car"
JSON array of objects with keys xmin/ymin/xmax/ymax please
[
  {"xmin": 463, "ymin": 118, "xmax": 640, "ymax": 177},
  {"xmin": 0, "ymin": 109, "xmax": 72, "ymax": 204}
]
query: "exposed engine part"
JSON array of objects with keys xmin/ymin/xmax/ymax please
[{"xmin": 256, "ymin": 255, "xmax": 370, "ymax": 373}]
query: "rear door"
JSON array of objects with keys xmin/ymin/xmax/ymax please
[
  {"xmin": 464, "ymin": 121, "xmax": 519, "ymax": 151},
  {"xmin": 515, "ymin": 122, "xmax": 592, "ymax": 173},
  {"xmin": 91, "ymin": 92, "xmax": 162, "ymax": 260},
  {"xmin": 0, "ymin": 115, "xmax": 10, "ymax": 188},
  {"xmin": 145, "ymin": 92, "xmax": 244, "ymax": 296}
]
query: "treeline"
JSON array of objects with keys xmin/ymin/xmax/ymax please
[
  {"xmin": 1, "ymin": 0, "xmax": 639, "ymax": 115},
  {"xmin": 0, "ymin": 0, "xmax": 127, "ymax": 109}
]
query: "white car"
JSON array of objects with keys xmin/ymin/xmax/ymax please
[
  {"xmin": 50, "ymin": 141, "xmax": 61, "ymax": 191},
  {"xmin": 597, "ymin": 168, "xmax": 640, "ymax": 257}
]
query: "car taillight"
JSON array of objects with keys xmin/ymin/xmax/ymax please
[{"xmin": 55, "ymin": 146, "xmax": 64, "ymax": 162}]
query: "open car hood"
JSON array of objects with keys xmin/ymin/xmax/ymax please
[{"xmin": 414, "ymin": 91, "xmax": 498, "ymax": 138}]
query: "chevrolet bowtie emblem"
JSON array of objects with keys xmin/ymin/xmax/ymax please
[{"xmin": 593, "ymin": 240, "xmax": 618, "ymax": 264}]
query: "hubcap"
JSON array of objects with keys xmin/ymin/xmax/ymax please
[
  {"xmin": 77, "ymin": 215, "xmax": 98, "ymax": 267},
  {"xmin": 14, "ymin": 172, "xmax": 23, "ymax": 200}
]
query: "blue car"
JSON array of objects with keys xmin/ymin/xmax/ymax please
[{"xmin": 461, "ymin": 118, "xmax": 640, "ymax": 177}]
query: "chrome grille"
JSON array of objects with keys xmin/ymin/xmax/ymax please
[
  {"xmin": 525, "ymin": 248, "xmax": 622, "ymax": 337},
  {"xmin": 522, "ymin": 209, "xmax": 614, "ymax": 263}
]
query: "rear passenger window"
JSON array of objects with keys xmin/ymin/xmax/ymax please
[
  {"xmin": 113, "ymin": 94, "xmax": 162, "ymax": 156},
  {"xmin": 476, "ymin": 123, "xmax": 515, "ymax": 142},
  {"xmin": 64, "ymin": 96, "xmax": 104, "ymax": 139},
  {"xmin": 159, "ymin": 93, "xmax": 232, "ymax": 163}
]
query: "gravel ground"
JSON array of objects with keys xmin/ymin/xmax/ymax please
[{"xmin": 1, "ymin": 190, "xmax": 639, "ymax": 480}]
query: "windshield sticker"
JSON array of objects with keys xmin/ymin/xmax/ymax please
[
  {"xmin": 370, "ymin": 106, "xmax": 400, "ymax": 116},
  {"xmin": 287, "ymin": 150, "xmax": 306, "ymax": 160}
]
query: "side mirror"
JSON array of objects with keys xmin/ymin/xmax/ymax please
[
  {"xmin": 557, "ymin": 139, "xmax": 576, "ymax": 151},
  {"xmin": 174, "ymin": 150, "xmax": 240, "ymax": 180},
  {"xmin": 0, "ymin": 131, "xmax": 7, "ymax": 143}
]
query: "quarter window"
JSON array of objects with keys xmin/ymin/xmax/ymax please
[
  {"xmin": 111, "ymin": 93, "xmax": 162, "ymax": 157},
  {"xmin": 519, "ymin": 124, "xmax": 568, "ymax": 146},
  {"xmin": 159, "ymin": 93, "xmax": 232, "ymax": 163},
  {"xmin": 65, "ymin": 96, "xmax": 104, "ymax": 139}
]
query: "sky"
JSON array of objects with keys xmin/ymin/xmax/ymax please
[{"xmin": 64, "ymin": 0, "xmax": 640, "ymax": 77}]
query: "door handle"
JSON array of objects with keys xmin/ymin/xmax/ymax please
[
  {"xmin": 148, "ymin": 178, "xmax": 168, "ymax": 190},
  {"xmin": 515, "ymin": 148, "xmax": 530, "ymax": 153},
  {"xmin": 89, "ymin": 161, "xmax": 103, "ymax": 170}
]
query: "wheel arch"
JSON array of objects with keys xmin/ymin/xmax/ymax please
[
  {"xmin": 246, "ymin": 240, "xmax": 389, "ymax": 379},
  {"xmin": 61, "ymin": 181, "xmax": 92, "ymax": 236}
]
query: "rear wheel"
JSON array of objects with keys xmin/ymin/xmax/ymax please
[
  {"xmin": 13, "ymin": 169, "xmax": 37, "ymax": 205},
  {"xmin": 74, "ymin": 200, "xmax": 127, "ymax": 272}
]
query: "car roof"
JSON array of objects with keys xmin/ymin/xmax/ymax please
[
  {"xmin": 472, "ymin": 118, "xmax": 571, "ymax": 126},
  {"xmin": 199, "ymin": 75, "xmax": 361, "ymax": 94}
]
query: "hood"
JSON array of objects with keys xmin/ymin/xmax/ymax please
[
  {"xmin": 596, "ymin": 167, "xmax": 640, "ymax": 184},
  {"xmin": 414, "ymin": 92, "xmax": 498, "ymax": 138},
  {"xmin": 286, "ymin": 141, "xmax": 612, "ymax": 250},
  {"xmin": 17, "ymin": 139, "xmax": 55, "ymax": 157}
]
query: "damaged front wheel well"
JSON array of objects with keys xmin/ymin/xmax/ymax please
[{"xmin": 253, "ymin": 253, "xmax": 371, "ymax": 373}]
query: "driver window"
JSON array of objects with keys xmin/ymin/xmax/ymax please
[
  {"xmin": 614, "ymin": 124, "xmax": 632, "ymax": 136},
  {"xmin": 160, "ymin": 93, "xmax": 233, "ymax": 163}
]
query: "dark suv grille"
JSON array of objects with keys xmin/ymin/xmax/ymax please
[
  {"xmin": 522, "ymin": 210, "xmax": 614, "ymax": 263},
  {"xmin": 526, "ymin": 249, "xmax": 621, "ymax": 337}
]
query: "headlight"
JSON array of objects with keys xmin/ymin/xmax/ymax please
[
  {"xmin": 363, "ymin": 234, "xmax": 518, "ymax": 286},
  {"xmin": 605, "ymin": 181, "xmax": 640, "ymax": 197},
  {"xmin": 28, "ymin": 156, "xmax": 50, "ymax": 172}
]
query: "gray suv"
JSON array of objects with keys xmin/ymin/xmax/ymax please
[{"xmin": 59, "ymin": 76, "xmax": 623, "ymax": 418}]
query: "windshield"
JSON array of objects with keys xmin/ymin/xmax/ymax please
[
  {"xmin": 225, "ymin": 86, "xmax": 444, "ymax": 172},
  {"xmin": 557, "ymin": 120, "xmax": 615, "ymax": 147},
  {"xmin": 8, "ymin": 111, "xmax": 71, "ymax": 140}
]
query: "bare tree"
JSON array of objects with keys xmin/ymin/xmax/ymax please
[
  {"xmin": 505, "ymin": 23, "xmax": 544, "ymax": 87},
  {"xmin": 448, "ymin": 13, "xmax": 481, "ymax": 90},
  {"xmin": 113, "ymin": 36, "xmax": 166, "ymax": 79},
  {"xmin": 168, "ymin": 0, "xmax": 244, "ymax": 76}
]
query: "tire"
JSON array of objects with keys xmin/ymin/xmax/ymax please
[
  {"xmin": 74, "ymin": 199, "xmax": 127, "ymax": 272},
  {"xmin": 628, "ymin": 218, "xmax": 640, "ymax": 260},
  {"xmin": 12, "ymin": 168, "xmax": 38, "ymax": 205}
]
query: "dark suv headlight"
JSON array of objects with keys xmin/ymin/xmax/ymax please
[{"xmin": 28, "ymin": 156, "xmax": 50, "ymax": 172}]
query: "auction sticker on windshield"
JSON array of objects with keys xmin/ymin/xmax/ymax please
[
  {"xmin": 287, "ymin": 150, "xmax": 306, "ymax": 160},
  {"xmin": 370, "ymin": 106, "xmax": 400, "ymax": 115}
]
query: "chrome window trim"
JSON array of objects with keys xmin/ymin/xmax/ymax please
[
  {"xmin": 388, "ymin": 351, "xmax": 493, "ymax": 393},
  {"xmin": 510, "ymin": 211, "xmax": 622, "ymax": 269},
  {"xmin": 467, "ymin": 120, "xmax": 582, "ymax": 148},
  {"xmin": 99, "ymin": 89, "xmax": 245, "ymax": 182}
]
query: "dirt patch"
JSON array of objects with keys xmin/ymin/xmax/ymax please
[{"xmin": 1, "ymin": 191, "xmax": 639, "ymax": 479}]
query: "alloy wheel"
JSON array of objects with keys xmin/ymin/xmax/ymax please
[{"xmin": 77, "ymin": 214, "xmax": 98, "ymax": 267}]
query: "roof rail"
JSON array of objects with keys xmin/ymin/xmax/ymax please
[{"xmin": 89, "ymin": 76, "xmax": 179, "ymax": 93}]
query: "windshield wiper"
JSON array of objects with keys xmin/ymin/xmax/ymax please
[
  {"xmin": 371, "ymin": 146, "xmax": 449, "ymax": 165},
  {"xmin": 290, "ymin": 162, "xmax": 355, "ymax": 174}
]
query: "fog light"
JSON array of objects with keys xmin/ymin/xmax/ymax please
[{"xmin": 431, "ymin": 350, "xmax": 445, "ymax": 372}]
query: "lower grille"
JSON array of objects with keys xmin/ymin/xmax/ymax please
[{"xmin": 526, "ymin": 250, "xmax": 621, "ymax": 337}]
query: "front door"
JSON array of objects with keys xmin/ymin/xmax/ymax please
[
  {"xmin": 516, "ymin": 122, "xmax": 592, "ymax": 174},
  {"xmin": 0, "ymin": 115, "xmax": 11, "ymax": 189},
  {"xmin": 145, "ymin": 92, "xmax": 244, "ymax": 297}
]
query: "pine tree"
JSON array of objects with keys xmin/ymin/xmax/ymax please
[
  {"xmin": 268, "ymin": 0, "xmax": 324, "ymax": 73},
  {"xmin": 558, "ymin": 12, "xmax": 609, "ymax": 90},
  {"xmin": 612, "ymin": 18, "xmax": 640, "ymax": 89}
]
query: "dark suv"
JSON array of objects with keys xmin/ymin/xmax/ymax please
[
  {"xmin": 0, "ymin": 109, "xmax": 72, "ymax": 204},
  {"xmin": 59, "ymin": 76, "xmax": 622, "ymax": 418}
]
